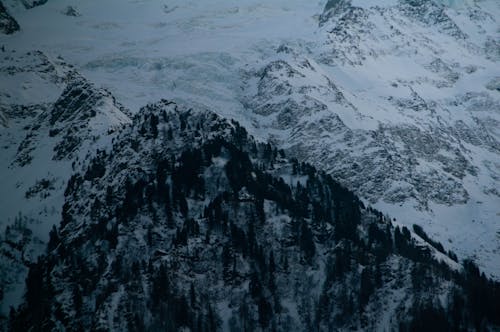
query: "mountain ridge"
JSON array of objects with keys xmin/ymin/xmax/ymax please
[
  {"xmin": 8, "ymin": 99, "xmax": 500, "ymax": 331},
  {"xmin": 0, "ymin": 0, "xmax": 499, "ymax": 330}
]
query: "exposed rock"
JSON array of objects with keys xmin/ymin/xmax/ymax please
[
  {"xmin": 0, "ymin": 1, "xmax": 19, "ymax": 34},
  {"xmin": 19, "ymin": 0, "xmax": 47, "ymax": 9},
  {"xmin": 62, "ymin": 5, "xmax": 80, "ymax": 17}
]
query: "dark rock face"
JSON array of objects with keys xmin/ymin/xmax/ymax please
[
  {"xmin": 20, "ymin": 0, "xmax": 47, "ymax": 9},
  {"xmin": 319, "ymin": 0, "xmax": 353, "ymax": 25},
  {"xmin": 62, "ymin": 5, "xmax": 80, "ymax": 17},
  {"xmin": 50, "ymin": 79, "xmax": 105, "ymax": 126},
  {"xmin": 399, "ymin": 0, "xmax": 467, "ymax": 39},
  {"xmin": 0, "ymin": 1, "xmax": 20, "ymax": 34},
  {"xmin": 13, "ymin": 73, "xmax": 131, "ymax": 165}
]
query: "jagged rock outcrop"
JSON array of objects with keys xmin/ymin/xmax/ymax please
[
  {"xmin": 61, "ymin": 5, "xmax": 80, "ymax": 17},
  {"xmin": 0, "ymin": 50, "xmax": 132, "ymax": 323},
  {"xmin": 19, "ymin": 0, "xmax": 47, "ymax": 9},
  {"xmin": 0, "ymin": 1, "xmax": 19, "ymax": 34}
]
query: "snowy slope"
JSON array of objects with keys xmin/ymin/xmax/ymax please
[
  {"xmin": 307, "ymin": 0, "xmax": 500, "ymax": 279},
  {"xmin": 0, "ymin": 49, "xmax": 131, "ymax": 315},
  {"xmin": 0, "ymin": 0, "xmax": 498, "ymax": 281}
]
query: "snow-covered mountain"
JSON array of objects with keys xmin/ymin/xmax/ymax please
[
  {"xmin": 0, "ymin": 0, "xmax": 499, "ymax": 330},
  {"xmin": 8, "ymin": 100, "xmax": 500, "ymax": 331},
  {"xmin": 240, "ymin": 0, "xmax": 500, "ymax": 278}
]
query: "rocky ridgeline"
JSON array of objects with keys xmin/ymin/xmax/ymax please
[{"xmin": 240, "ymin": 0, "xmax": 499, "ymax": 210}]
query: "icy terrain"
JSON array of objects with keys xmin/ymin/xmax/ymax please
[{"xmin": 0, "ymin": 0, "xmax": 499, "ymax": 316}]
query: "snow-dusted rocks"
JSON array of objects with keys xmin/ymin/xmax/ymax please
[
  {"xmin": 61, "ymin": 5, "xmax": 79, "ymax": 17},
  {"xmin": 238, "ymin": 0, "xmax": 500, "ymax": 278},
  {"xmin": 18, "ymin": 0, "xmax": 47, "ymax": 10},
  {"xmin": 0, "ymin": 50, "xmax": 131, "ymax": 318},
  {"xmin": 0, "ymin": 1, "xmax": 19, "ymax": 34},
  {"xmin": 241, "ymin": 47, "xmax": 495, "ymax": 209}
]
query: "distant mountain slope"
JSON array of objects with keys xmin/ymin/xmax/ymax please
[
  {"xmin": 8, "ymin": 100, "xmax": 500, "ymax": 331},
  {"xmin": 240, "ymin": 0, "xmax": 500, "ymax": 278}
]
